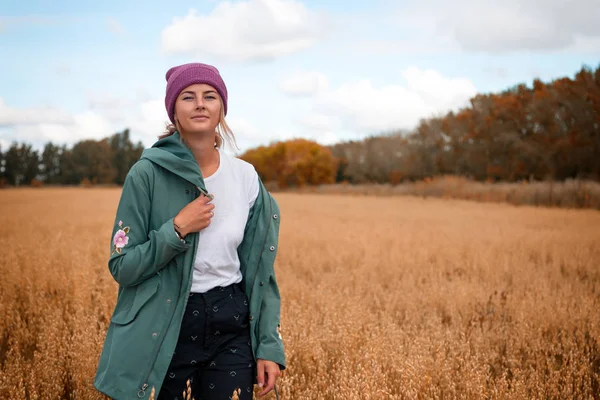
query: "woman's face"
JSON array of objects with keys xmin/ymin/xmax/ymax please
[{"xmin": 174, "ymin": 83, "xmax": 222, "ymax": 136}]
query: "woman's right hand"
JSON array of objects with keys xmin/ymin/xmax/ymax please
[{"xmin": 173, "ymin": 193, "xmax": 215, "ymax": 238}]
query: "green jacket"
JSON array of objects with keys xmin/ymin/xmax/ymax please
[{"xmin": 94, "ymin": 132, "xmax": 285, "ymax": 399}]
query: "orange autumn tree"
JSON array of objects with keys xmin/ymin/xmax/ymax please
[
  {"xmin": 240, "ymin": 138, "xmax": 338, "ymax": 188},
  {"xmin": 327, "ymin": 64, "xmax": 600, "ymax": 183}
]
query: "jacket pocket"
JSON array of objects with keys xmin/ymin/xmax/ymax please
[{"xmin": 111, "ymin": 277, "xmax": 160, "ymax": 325}]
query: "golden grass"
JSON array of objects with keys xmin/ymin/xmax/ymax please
[
  {"xmin": 287, "ymin": 176, "xmax": 600, "ymax": 210},
  {"xmin": 0, "ymin": 188, "xmax": 599, "ymax": 399}
]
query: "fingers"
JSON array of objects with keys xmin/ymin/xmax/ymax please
[
  {"xmin": 258, "ymin": 374, "xmax": 275, "ymax": 396},
  {"xmin": 258, "ymin": 362, "xmax": 280, "ymax": 397},
  {"xmin": 205, "ymin": 201, "xmax": 215, "ymax": 220},
  {"xmin": 196, "ymin": 193, "xmax": 212, "ymax": 204},
  {"xmin": 256, "ymin": 360, "xmax": 265, "ymax": 391},
  {"xmin": 197, "ymin": 196, "xmax": 215, "ymax": 212},
  {"xmin": 183, "ymin": 193, "xmax": 215, "ymax": 231},
  {"xmin": 195, "ymin": 195, "xmax": 215, "ymax": 217}
]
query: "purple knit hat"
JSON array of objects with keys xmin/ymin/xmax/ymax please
[{"xmin": 164, "ymin": 62, "xmax": 228, "ymax": 124}]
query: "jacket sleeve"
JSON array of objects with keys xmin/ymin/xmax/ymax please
[
  {"xmin": 254, "ymin": 194, "xmax": 286, "ymax": 370},
  {"xmin": 108, "ymin": 171, "xmax": 190, "ymax": 287},
  {"xmin": 256, "ymin": 272, "xmax": 286, "ymax": 370}
]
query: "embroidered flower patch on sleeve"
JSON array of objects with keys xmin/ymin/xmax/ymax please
[{"xmin": 111, "ymin": 220, "xmax": 130, "ymax": 255}]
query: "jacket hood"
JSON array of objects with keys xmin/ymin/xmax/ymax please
[{"xmin": 140, "ymin": 131, "xmax": 210, "ymax": 195}]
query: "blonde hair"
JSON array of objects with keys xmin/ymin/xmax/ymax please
[{"xmin": 159, "ymin": 97, "xmax": 238, "ymax": 151}]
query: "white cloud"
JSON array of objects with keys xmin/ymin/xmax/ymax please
[
  {"xmin": 8, "ymin": 112, "xmax": 113, "ymax": 147},
  {"xmin": 570, "ymin": 35, "xmax": 600, "ymax": 54},
  {"xmin": 86, "ymin": 92, "xmax": 129, "ymax": 124},
  {"xmin": 72, "ymin": 112, "xmax": 114, "ymax": 140},
  {"xmin": 226, "ymin": 116, "xmax": 303, "ymax": 152},
  {"xmin": 0, "ymin": 96, "xmax": 163, "ymax": 148},
  {"xmin": 0, "ymin": 95, "xmax": 290, "ymax": 153},
  {"xmin": 307, "ymin": 67, "xmax": 477, "ymax": 134},
  {"xmin": 107, "ymin": 17, "xmax": 125, "ymax": 35},
  {"xmin": 123, "ymin": 99, "xmax": 170, "ymax": 143},
  {"xmin": 0, "ymin": 98, "xmax": 73, "ymax": 126},
  {"xmin": 83, "ymin": 94, "xmax": 170, "ymax": 143},
  {"xmin": 317, "ymin": 131, "xmax": 339, "ymax": 146},
  {"xmin": 354, "ymin": 38, "xmax": 459, "ymax": 56},
  {"xmin": 402, "ymin": 67, "xmax": 477, "ymax": 110},
  {"xmin": 298, "ymin": 113, "xmax": 340, "ymax": 133},
  {"xmin": 227, "ymin": 117, "xmax": 263, "ymax": 139},
  {"xmin": 225, "ymin": 117, "xmax": 271, "ymax": 153},
  {"xmin": 160, "ymin": 0, "xmax": 328, "ymax": 61},
  {"xmin": 397, "ymin": 0, "xmax": 600, "ymax": 53},
  {"xmin": 280, "ymin": 71, "xmax": 328, "ymax": 96}
]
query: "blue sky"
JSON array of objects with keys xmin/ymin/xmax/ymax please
[{"xmin": 1, "ymin": 0, "xmax": 599, "ymax": 154}]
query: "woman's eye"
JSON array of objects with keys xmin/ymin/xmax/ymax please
[
  {"xmin": 205, "ymin": 96, "xmax": 216, "ymax": 100},
  {"xmin": 183, "ymin": 96, "xmax": 193, "ymax": 100}
]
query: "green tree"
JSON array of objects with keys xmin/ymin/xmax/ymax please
[
  {"xmin": 0, "ymin": 144, "xmax": 5, "ymax": 184},
  {"xmin": 71, "ymin": 139, "xmax": 116, "ymax": 184},
  {"xmin": 41, "ymin": 142, "xmax": 63, "ymax": 184},
  {"xmin": 3, "ymin": 142, "xmax": 40, "ymax": 186},
  {"xmin": 110, "ymin": 128, "xmax": 145, "ymax": 184}
]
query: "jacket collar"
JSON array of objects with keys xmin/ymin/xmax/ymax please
[{"xmin": 140, "ymin": 131, "xmax": 210, "ymax": 195}]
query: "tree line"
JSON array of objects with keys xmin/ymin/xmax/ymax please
[
  {"xmin": 330, "ymin": 64, "xmax": 600, "ymax": 184},
  {"xmin": 1, "ymin": 64, "xmax": 598, "ymax": 188},
  {"xmin": 0, "ymin": 129, "xmax": 144, "ymax": 187}
]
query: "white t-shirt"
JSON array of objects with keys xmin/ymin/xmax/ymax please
[{"xmin": 190, "ymin": 149, "xmax": 259, "ymax": 293}]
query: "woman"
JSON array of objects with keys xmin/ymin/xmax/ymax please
[{"xmin": 94, "ymin": 63, "xmax": 285, "ymax": 400}]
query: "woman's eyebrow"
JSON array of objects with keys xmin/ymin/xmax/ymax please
[{"xmin": 180, "ymin": 90, "xmax": 217, "ymax": 96}]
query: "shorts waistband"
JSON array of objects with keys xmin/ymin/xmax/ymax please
[{"xmin": 189, "ymin": 282, "xmax": 245, "ymax": 299}]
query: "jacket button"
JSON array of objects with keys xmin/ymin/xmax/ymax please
[
  {"xmin": 249, "ymin": 316, "xmax": 254, "ymax": 321},
  {"xmin": 269, "ymin": 246, "xmax": 275, "ymax": 251},
  {"xmin": 260, "ymin": 282, "xmax": 264, "ymax": 286},
  {"xmin": 273, "ymin": 214, "xmax": 278, "ymax": 219},
  {"xmin": 166, "ymin": 298, "xmax": 171, "ymax": 303},
  {"xmin": 152, "ymin": 332, "xmax": 158, "ymax": 338}
]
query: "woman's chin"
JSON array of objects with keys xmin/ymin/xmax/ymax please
[{"xmin": 181, "ymin": 126, "xmax": 217, "ymax": 136}]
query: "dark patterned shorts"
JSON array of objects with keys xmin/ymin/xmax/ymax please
[{"xmin": 158, "ymin": 283, "xmax": 255, "ymax": 400}]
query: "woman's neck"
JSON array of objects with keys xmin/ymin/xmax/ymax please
[{"xmin": 183, "ymin": 133, "xmax": 220, "ymax": 177}]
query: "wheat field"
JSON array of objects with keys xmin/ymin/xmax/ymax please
[{"xmin": 0, "ymin": 188, "xmax": 599, "ymax": 399}]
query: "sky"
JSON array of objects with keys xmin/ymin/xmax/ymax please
[{"xmin": 1, "ymin": 0, "xmax": 599, "ymax": 155}]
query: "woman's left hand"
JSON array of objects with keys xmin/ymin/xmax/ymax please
[{"xmin": 256, "ymin": 359, "xmax": 281, "ymax": 397}]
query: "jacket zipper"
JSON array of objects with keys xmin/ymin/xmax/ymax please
[
  {"xmin": 196, "ymin": 185, "xmax": 213, "ymax": 200},
  {"xmin": 138, "ymin": 191, "xmax": 202, "ymax": 398}
]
